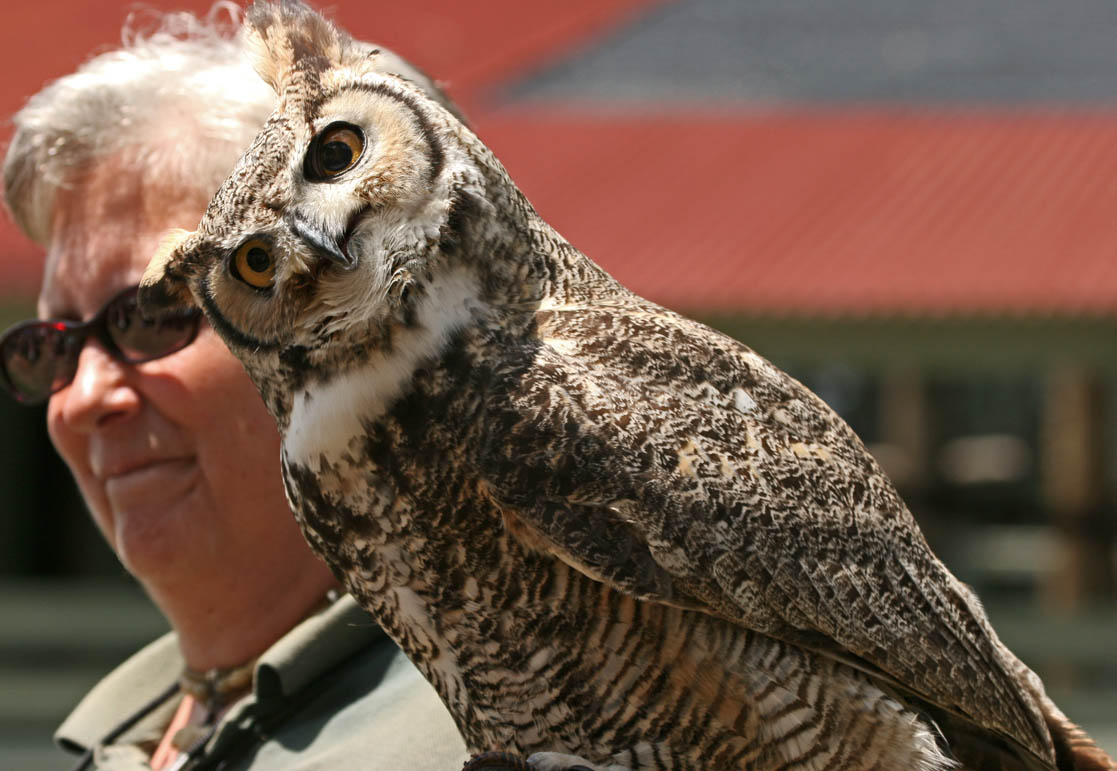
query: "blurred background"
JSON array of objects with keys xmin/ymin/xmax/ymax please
[{"xmin": 1, "ymin": 0, "xmax": 1115, "ymax": 767}]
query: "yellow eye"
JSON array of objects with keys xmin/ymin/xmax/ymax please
[
  {"xmin": 307, "ymin": 123, "xmax": 364, "ymax": 180},
  {"xmin": 232, "ymin": 239, "xmax": 276, "ymax": 289}
]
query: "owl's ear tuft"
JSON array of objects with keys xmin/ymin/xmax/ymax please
[
  {"xmin": 139, "ymin": 228, "xmax": 197, "ymax": 315},
  {"xmin": 243, "ymin": 0, "xmax": 353, "ymax": 94}
]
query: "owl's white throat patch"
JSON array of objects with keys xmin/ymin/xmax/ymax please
[{"xmin": 284, "ymin": 269, "xmax": 480, "ymax": 471}]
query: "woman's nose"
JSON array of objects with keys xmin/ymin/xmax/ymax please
[{"xmin": 53, "ymin": 341, "xmax": 141, "ymax": 432}]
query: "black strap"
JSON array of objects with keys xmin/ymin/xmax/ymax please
[
  {"xmin": 187, "ymin": 660, "xmax": 344, "ymax": 771},
  {"xmin": 70, "ymin": 638, "xmax": 371, "ymax": 770}
]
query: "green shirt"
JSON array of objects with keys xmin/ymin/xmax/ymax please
[{"xmin": 55, "ymin": 594, "xmax": 468, "ymax": 770}]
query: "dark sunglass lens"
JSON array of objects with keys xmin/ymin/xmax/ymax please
[
  {"xmin": 108, "ymin": 295, "xmax": 198, "ymax": 362},
  {"xmin": 1, "ymin": 324, "xmax": 79, "ymax": 402}
]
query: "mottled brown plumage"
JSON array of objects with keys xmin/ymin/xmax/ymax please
[{"xmin": 139, "ymin": 3, "xmax": 1115, "ymax": 769}]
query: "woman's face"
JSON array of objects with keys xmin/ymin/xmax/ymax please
[{"xmin": 39, "ymin": 157, "xmax": 315, "ymax": 593}]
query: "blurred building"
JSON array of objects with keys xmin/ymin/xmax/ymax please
[{"xmin": 0, "ymin": 0, "xmax": 1114, "ymax": 767}]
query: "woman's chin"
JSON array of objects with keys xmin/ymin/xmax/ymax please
[{"xmin": 107, "ymin": 461, "xmax": 206, "ymax": 577}]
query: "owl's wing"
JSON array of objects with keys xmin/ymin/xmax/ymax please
[{"xmin": 479, "ymin": 303, "xmax": 1053, "ymax": 762}]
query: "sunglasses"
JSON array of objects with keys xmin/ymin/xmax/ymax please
[{"xmin": 0, "ymin": 285, "xmax": 202, "ymax": 405}]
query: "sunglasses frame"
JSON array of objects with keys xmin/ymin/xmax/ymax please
[{"xmin": 0, "ymin": 285, "xmax": 203, "ymax": 405}]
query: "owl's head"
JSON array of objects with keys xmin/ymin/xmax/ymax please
[{"xmin": 139, "ymin": 1, "xmax": 510, "ymax": 413}]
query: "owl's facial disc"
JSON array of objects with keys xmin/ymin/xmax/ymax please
[{"xmin": 278, "ymin": 120, "xmax": 375, "ymax": 271}]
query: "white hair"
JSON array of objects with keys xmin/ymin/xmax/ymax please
[{"xmin": 3, "ymin": 2, "xmax": 276, "ymax": 245}]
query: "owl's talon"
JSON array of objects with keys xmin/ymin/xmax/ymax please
[
  {"xmin": 526, "ymin": 752, "xmax": 613, "ymax": 771},
  {"xmin": 462, "ymin": 750, "xmax": 532, "ymax": 771},
  {"xmin": 461, "ymin": 752, "xmax": 607, "ymax": 771}
]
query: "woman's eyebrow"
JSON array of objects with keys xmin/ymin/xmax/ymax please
[{"xmin": 37, "ymin": 298, "xmax": 82, "ymax": 323}]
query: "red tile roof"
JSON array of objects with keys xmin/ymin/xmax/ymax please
[
  {"xmin": 479, "ymin": 108, "xmax": 1117, "ymax": 317},
  {"xmin": 3, "ymin": 1, "xmax": 1116, "ymax": 319}
]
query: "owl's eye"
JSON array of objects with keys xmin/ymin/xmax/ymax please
[
  {"xmin": 305, "ymin": 123, "xmax": 365, "ymax": 180},
  {"xmin": 231, "ymin": 239, "xmax": 276, "ymax": 289}
]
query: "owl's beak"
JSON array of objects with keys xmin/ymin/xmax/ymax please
[
  {"xmin": 138, "ymin": 228, "xmax": 196, "ymax": 315},
  {"xmin": 286, "ymin": 212, "xmax": 356, "ymax": 270}
]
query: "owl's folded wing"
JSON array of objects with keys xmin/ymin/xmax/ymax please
[{"xmin": 479, "ymin": 309, "xmax": 1053, "ymax": 764}]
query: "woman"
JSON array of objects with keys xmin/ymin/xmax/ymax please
[{"xmin": 1, "ymin": 7, "xmax": 467, "ymax": 769}]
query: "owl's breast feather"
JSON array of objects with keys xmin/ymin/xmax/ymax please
[{"xmin": 282, "ymin": 268, "xmax": 481, "ymax": 473}]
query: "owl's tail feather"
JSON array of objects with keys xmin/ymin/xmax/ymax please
[
  {"xmin": 994, "ymin": 646, "xmax": 1116, "ymax": 771},
  {"xmin": 1044, "ymin": 707, "xmax": 1116, "ymax": 771}
]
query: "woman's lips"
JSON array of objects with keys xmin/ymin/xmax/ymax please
[{"xmin": 103, "ymin": 457, "xmax": 198, "ymax": 506}]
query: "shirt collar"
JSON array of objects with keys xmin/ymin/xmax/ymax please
[{"xmin": 55, "ymin": 594, "xmax": 384, "ymax": 756}]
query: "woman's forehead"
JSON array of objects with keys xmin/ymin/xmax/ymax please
[
  {"xmin": 38, "ymin": 247, "xmax": 143, "ymax": 321},
  {"xmin": 38, "ymin": 212, "xmax": 150, "ymax": 320},
  {"xmin": 38, "ymin": 160, "xmax": 205, "ymax": 319}
]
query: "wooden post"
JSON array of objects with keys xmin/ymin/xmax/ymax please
[
  {"xmin": 1040, "ymin": 367, "xmax": 1115, "ymax": 610},
  {"xmin": 877, "ymin": 368, "xmax": 928, "ymax": 493}
]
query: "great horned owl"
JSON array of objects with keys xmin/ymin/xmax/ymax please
[{"xmin": 139, "ymin": 3, "xmax": 1114, "ymax": 770}]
